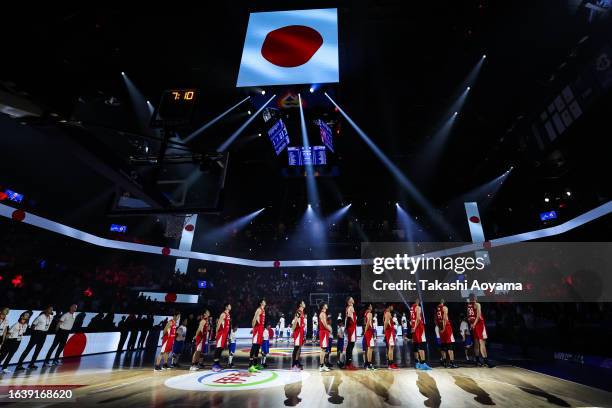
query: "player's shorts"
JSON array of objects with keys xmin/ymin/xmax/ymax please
[
  {"xmin": 412, "ymin": 324, "xmax": 426, "ymax": 344},
  {"xmin": 347, "ymin": 326, "xmax": 356, "ymax": 342},
  {"xmin": 319, "ymin": 330, "xmax": 329, "ymax": 348},
  {"xmin": 229, "ymin": 342, "xmax": 236, "ymax": 353},
  {"xmin": 161, "ymin": 334, "xmax": 175, "ymax": 353},
  {"xmin": 364, "ymin": 329, "xmax": 375, "ymax": 348},
  {"xmin": 463, "ymin": 335, "xmax": 473, "ymax": 347},
  {"xmin": 440, "ymin": 323, "xmax": 455, "ymax": 344},
  {"xmin": 385, "ymin": 329, "xmax": 396, "ymax": 346},
  {"xmin": 473, "ymin": 321, "xmax": 487, "ymax": 340},
  {"xmin": 172, "ymin": 340, "xmax": 184, "ymax": 354},
  {"xmin": 216, "ymin": 331, "xmax": 228, "ymax": 349},
  {"xmin": 252, "ymin": 326, "xmax": 264, "ymax": 345},
  {"xmin": 195, "ymin": 334, "xmax": 206, "ymax": 352},
  {"xmin": 262, "ymin": 340, "xmax": 270, "ymax": 354},
  {"xmin": 293, "ymin": 329, "xmax": 304, "ymax": 346}
]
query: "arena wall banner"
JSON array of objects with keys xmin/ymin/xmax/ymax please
[
  {"xmin": 4, "ymin": 310, "xmax": 170, "ymax": 329},
  {"xmin": 6, "ymin": 331, "xmax": 164, "ymax": 366},
  {"xmin": 137, "ymin": 292, "xmax": 199, "ymax": 304}
]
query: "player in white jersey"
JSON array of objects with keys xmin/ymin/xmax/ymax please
[
  {"xmin": 278, "ymin": 315, "xmax": 286, "ymax": 343},
  {"xmin": 228, "ymin": 327, "xmax": 237, "ymax": 367},
  {"xmin": 312, "ymin": 313, "xmax": 318, "ymax": 343},
  {"xmin": 372, "ymin": 314, "xmax": 378, "ymax": 340}
]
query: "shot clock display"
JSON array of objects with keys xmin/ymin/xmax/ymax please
[{"xmin": 151, "ymin": 89, "xmax": 198, "ymax": 127}]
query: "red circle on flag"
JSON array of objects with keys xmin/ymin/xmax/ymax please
[
  {"xmin": 184, "ymin": 224, "xmax": 195, "ymax": 232},
  {"xmin": 161, "ymin": 247, "xmax": 171, "ymax": 256},
  {"xmin": 273, "ymin": 260, "xmax": 281, "ymax": 268},
  {"xmin": 469, "ymin": 216, "xmax": 480, "ymax": 223},
  {"xmin": 261, "ymin": 25, "xmax": 323, "ymax": 68},
  {"xmin": 12, "ymin": 210, "xmax": 26, "ymax": 222},
  {"xmin": 63, "ymin": 333, "xmax": 87, "ymax": 357},
  {"xmin": 165, "ymin": 293, "xmax": 177, "ymax": 303},
  {"xmin": 483, "ymin": 241, "xmax": 491, "ymax": 249},
  {"xmin": 0, "ymin": 192, "xmax": 7, "ymax": 201}
]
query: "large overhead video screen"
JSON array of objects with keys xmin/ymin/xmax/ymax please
[{"xmin": 236, "ymin": 8, "xmax": 339, "ymax": 87}]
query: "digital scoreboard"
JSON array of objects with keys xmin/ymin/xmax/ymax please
[
  {"xmin": 317, "ymin": 119, "xmax": 334, "ymax": 153},
  {"xmin": 288, "ymin": 146, "xmax": 326, "ymax": 166},
  {"xmin": 151, "ymin": 89, "xmax": 197, "ymax": 127},
  {"xmin": 267, "ymin": 119, "xmax": 290, "ymax": 155}
]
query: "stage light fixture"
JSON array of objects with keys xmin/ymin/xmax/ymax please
[
  {"xmin": 545, "ymin": 197, "xmax": 550, "ymax": 203},
  {"xmin": 482, "ymin": 54, "xmax": 487, "ymax": 59},
  {"xmin": 247, "ymin": 110, "xmax": 252, "ymax": 115},
  {"xmin": 309, "ymin": 87, "xmax": 315, "ymax": 93},
  {"xmin": 261, "ymin": 90, "xmax": 266, "ymax": 95},
  {"xmin": 566, "ymin": 191, "xmax": 572, "ymax": 197},
  {"xmin": 467, "ymin": 86, "xmax": 471, "ymax": 90}
]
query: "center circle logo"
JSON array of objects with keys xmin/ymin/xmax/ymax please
[{"xmin": 164, "ymin": 369, "xmax": 310, "ymax": 392}]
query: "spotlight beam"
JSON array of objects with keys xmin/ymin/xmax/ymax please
[
  {"xmin": 325, "ymin": 204, "xmax": 351, "ymax": 225},
  {"xmin": 121, "ymin": 73, "xmax": 153, "ymax": 135},
  {"xmin": 184, "ymin": 96, "xmax": 251, "ymax": 143},
  {"xmin": 325, "ymin": 93, "xmax": 455, "ymax": 236},
  {"xmin": 202, "ymin": 208, "xmax": 265, "ymax": 242},
  {"xmin": 298, "ymin": 93, "xmax": 320, "ymax": 208},
  {"xmin": 217, "ymin": 95, "xmax": 276, "ymax": 152}
]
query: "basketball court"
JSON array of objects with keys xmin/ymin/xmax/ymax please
[{"xmin": 1, "ymin": 342, "xmax": 610, "ymax": 407}]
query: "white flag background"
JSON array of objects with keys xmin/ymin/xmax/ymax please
[{"xmin": 236, "ymin": 8, "xmax": 339, "ymax": 87}]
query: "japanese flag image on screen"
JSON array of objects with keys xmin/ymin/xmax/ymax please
[{"xmin": 236, "ymin": 8, "xmax": 339, "ymax": 87}]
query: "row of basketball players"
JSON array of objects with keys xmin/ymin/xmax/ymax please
[{"xmin": 153, "ymin": 293, "xmax": 494, "ymax": 372}]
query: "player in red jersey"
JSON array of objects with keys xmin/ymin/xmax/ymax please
[
  {"xmin": 344, "ymin": 296, "xmax": 358, "ymax": 370},
  {"xmin": 190, "ymin": 309, "xmax": 210, "ymax": 371},
  {"xmin": 435, "ymin": 299, "xmax": 458, "ymax": 368},
  {"xmin": 291, "ymin": 300, "xmax": 306, "ymax": 371},
  {"xmin": 212, "ymin": 303, "xmax": 231, "ymax": 372},
  {"xmin": 384, "ymin": 303, "xmax": 399, "ymax": 370},
  {"xmin": 248, "ymin": 298, "xmax": 266, "ymax": 373},
  {"xmin": 318, "ymin": 303, "xmax": 333, "ymax": 372},
  {"xmin": 154, "ymin": 311, "xmax": 180, "ymax": 371},
  {"xmin": 363, "ymin": 303, "xmax": 376, "ymax": 370},
  {"xmin": 467, "ymin": 293, "xmax": 494, "ymax": 367},
  {"xmin": 410, "ymin": 298, "xmax": 431, "ymax": 370}
]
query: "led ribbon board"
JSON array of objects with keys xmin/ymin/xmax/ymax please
[{"xmin": 1, "ymin": 201, "xmax": 612, "ymax": 268}]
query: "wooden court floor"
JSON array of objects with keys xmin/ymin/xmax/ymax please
[{"xmin": 0, "ymin": 344, "xmax": 610, "ymax": 407}]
